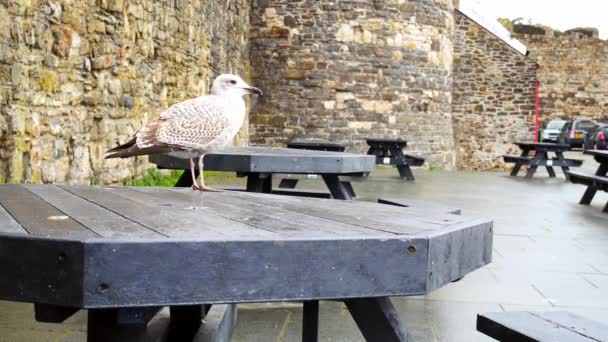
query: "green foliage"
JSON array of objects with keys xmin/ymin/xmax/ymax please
[
  {"xmin": 122, "ymin": 168, "xmax": 239, "ymax": 187},
  {"xmin": 123, "ymin": 168, "xmax": 183, "ymax": 187},
  {"xmin": 428, "ymin": 164, "xmax": 442, "ymax": 172}
]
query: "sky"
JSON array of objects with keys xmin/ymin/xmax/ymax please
[{"xmin": 461, "ymin": 0, "xmax": 607, "ymax": 39}]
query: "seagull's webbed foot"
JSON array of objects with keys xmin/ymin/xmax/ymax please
[
  {"xmin": 201, "ymin": 185, "xmax": 223, "ymax": 192},
  {"xmin": 192, "ymin": 184, "xmax": 202, "ymax": 191}
]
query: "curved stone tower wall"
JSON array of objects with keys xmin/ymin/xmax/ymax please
[
  {"xmin": 0, "ymin": 0, "xmax": 250, "ymax": 184},
  {"xmin": 249, "ymin": 0, "xmax": 456, "ymax": 168}
]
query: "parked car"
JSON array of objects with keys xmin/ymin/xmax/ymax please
[
  {"xmin": 541, "ymin": 120, "xmax": 567, "ymax": 142},
  {"xmin": 583, "ymin": 124, "xmax": 608, "ymax": 151},
  {"xmin": 558, "ymin": 119, "xmax": 598, "ymax": 148}
]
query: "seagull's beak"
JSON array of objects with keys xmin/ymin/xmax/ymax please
[{"xmin": 246, "ymin": 87, "xmax": 263, "ymax": 96}]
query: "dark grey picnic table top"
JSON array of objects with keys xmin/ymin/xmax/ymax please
[
  {"xmin": 516, "ymin": 141, "xmax": 571, "ymax": 151},
  {"xmin": 149, "ymin": 146, "xmax": 375, "ymax": 175},
  {"xmin": 0, "ymin": 184, "xmax": 492, "ymax": 308},
  {"xmin": 585, "ymin": 149, "xmax": 608, "ymax": 163}
]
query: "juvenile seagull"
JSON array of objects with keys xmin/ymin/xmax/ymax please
[{"xmin": 105, "ymin": 74, "xmax": 262, "ymax": 191}]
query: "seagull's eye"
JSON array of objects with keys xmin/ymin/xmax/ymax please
[{"xmin": 229, "ymin": 80, "xmax": 237, "ymax": 85}]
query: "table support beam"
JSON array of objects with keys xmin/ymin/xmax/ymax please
[
  {"xmin": 344, "ymin": 297, "xmax": 412, "ymax": 342},
  {"xmin": 322, "ymin": 175, "xmax": 352, "ymax": 200},
  {"xmin": 87, "ymin": 308, "xmax": 167, "ymax": 342},
  {"xmin": 302, "ymin": 301, "xmax": 319, "ymax": 342}
]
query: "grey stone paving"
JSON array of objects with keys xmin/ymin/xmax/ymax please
[{"xmin": 1, "ymin": 150, "xmax": 607, "ymax": 341}]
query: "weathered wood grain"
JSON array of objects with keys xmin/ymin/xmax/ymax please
[
  {"xmin": 0, "ymin": 184, "xmax": 97, "ymax": 238},
  {"xmin": 150, "ymin": 147, "xmax": 375, "ymax": 174},
  {"xmin": 27, "ymin": 185, "xmax": 160, "ymax": 239},
  {"xmin": 133, "ymin": 187, "xmax": 386, "ymax": 237},
  {"xmin": 0, "ymin": 200, "xmax": 27, "ymax": 235},
  {"xmin": 477, "ymin": 311, "xmax": 608, "ymax": 342}
]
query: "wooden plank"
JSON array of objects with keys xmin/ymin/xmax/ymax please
[
  {"xmin": 134, "ymin": 187, "xmax": 385, "ymax": 237},
  {"xmin": 0, "ymin": 184, "xmax": 97, "ymax": 238},
  {"xmin": 80, "ymin": 237, "xmax": 429, "ymax": 307},
  {"xmin": 0, "ymin": 200, "xmax": 27, "ymax": 235},
  {"xmin": 477, "ymin": 311, "xmax": 608, "ymax": 342},
  {"xmin": 426, "ymin": 220, "xmax": 493, "ymax": 292},
  {"xmin": 532, "ymin": 311, "xmax": 608, "ymax": 341},
  {"xmin": 222, "ymin": 190, "xmax": 471, "ymax": 235},
  {"xmin": 151, "ymin": 147, "xmax": 375, "ymax": 174},
  {"xmin": 194, "ymin": 304, "xmax": 237, "ymax": 342},
  {"xmin": 59, "ymin": 185, "xmax": 267, "ymax": 240},
  {"xmin": 26, "ymin": 185, "xmax": 161, "ymax": 239},
  {"xmin": 378, "ymin": 198, "xmax": 462, "ymax": 215},
  {"xmin": 344, "ymin": 297, "xmax": 412, "ymax": 342},
  {"xmin": 0, "ymin": 235, "xmax": 85, "ymax": 307}
]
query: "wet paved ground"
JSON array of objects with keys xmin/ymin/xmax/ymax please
[{"xmin": 1, "ymin": 150, "xmax": 607, "ymax": 341}]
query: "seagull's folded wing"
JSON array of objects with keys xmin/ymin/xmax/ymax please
[{"xmin": 138, "ymin": 96, "xmax": 231, "ymax": 151}]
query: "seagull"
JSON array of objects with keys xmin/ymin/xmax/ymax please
[{"xmin": 105, "ymin": 74, "xmax": 262, "ymax": 191}]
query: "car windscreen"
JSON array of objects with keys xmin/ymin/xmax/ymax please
[
  {"xmin": 546, "ymin": 121, "xmax": 566, "ymax": 129},
  {"xmin": 575, "ymin": 121, "xmax": 597, "ymax": 132}
]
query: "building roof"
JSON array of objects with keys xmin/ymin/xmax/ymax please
[{"xmin": 458, "ymin": 0, "xmax": 528, "ymax": 55}]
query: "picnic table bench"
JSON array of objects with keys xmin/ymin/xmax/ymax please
[
  {"xmin": 503, "ymin": 142, "xmax": 583, "ymax": 179},
  {"xmin": 366, "ymin": 138, "xmax": 425, "ymax": 181},
  {"xmin": 0, "ymin": 184, "xmax": 493, "ymax": 342},
  {"xmin": 477, "ymin": 311, "xmax": 608, "ymax": 342},
  {"xmin": 567, "ymin": 150, "xmax": 608, "ymax": 213},
  {"xmin": 277, "ymin": 140, "xmax": 355, "ymax": 197},
  {"xmin": 150, "ymin": 147, "xmax": 375, "ymax": 200}
]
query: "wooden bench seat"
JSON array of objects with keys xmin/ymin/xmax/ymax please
[
  {"xmin": 568, "ymin": 171, "xmax": 608, "ymax": 189},
  {"xmin": 477, "ymin": 311, "xmax": 608, "ymax": 342},
  {"xmin": 567, "ymin": 170, "xmax": 608, "ymax": 212},
  {"xmin": 378, "ymin": 198, "xmax": 462, "ymax": 215},
  {"xmin": 503, "ymin": 155, "xmax": 583, "ymax": 167}
]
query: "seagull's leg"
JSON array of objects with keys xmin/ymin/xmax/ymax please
[
  {"xmin": 198, "ymin": 155, "xmax": 222, "ymax": 192},
  {"xmin": 190, "ymin": 158, "xmax": 201, "ymax": 191}
]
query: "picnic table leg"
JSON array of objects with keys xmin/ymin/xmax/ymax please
[
  {"xmin": 341, "ymin": 181, "xmax": 357, "ymax": 198},
  {"xmin": 322, "ymin": 175, "xmax": 353, "ymax": 200},
  {"xmin": 580, "ymin": 186, "xmax": 598, "ymax": 205},
  {"xmin": 396, "ymin": 165, "xmax": 415, "ymax": 181},
  {"xmin": 167, "ymin": 305, "xmax": 209, "ymax": 341},
  {"xmin": 510, "ymin": 149, "xmax": 530, "ymax": 177},
  {"xmin": 278, "ymin": 178, "xmax": 299, "ymax": 189},
  {"xmin": 302, "ymin": 300, "xmax": 319, "ymax": 342},
  {"xmin": 87, "ymin": 307, "xmax": 165, "ymax": 342},
  {"xmin": 525, "ymin": 151, "xmax": 545, "ymax": 179},
  {"xmin": 344, "ymin": 297, "xmax": 412, "ymax": 342},
  {"xmin": 581, "ymin": 163, "xmax": 608, "ymax": 205},
  {"xmin": 175, "ymin": 170, "xmax": 198, "ymax": 187},
  {"xmin": 555, "ymin": 151, "xmax": 570, "ymax": 178},
  {"xmin": 246, "ymin": 173, "xmax": 272, "ymax": 193}
]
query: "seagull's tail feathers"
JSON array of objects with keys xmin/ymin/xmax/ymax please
[{"xmin": 105, "ymin": 138, "xmax": 174, "ymax": 159}]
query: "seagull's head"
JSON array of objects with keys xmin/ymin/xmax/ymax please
[{"xmin": 210, "ymin": 74, "xmax": 263, "ymax": 97}]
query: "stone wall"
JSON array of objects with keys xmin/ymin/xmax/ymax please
[
  {"xmin": 0, "ymin": 0, "xmax": 249, "ymax": 184},
  {"xmin": 452, "ymin": 11, "xmax": 537, "ymax": 170},
  {"xmin": 249, "ymin": 0, "xmax": 457, "ymax": 169},
  {"xmin": 516, "ymin": 26, "xmax": 608, "ymax": 124}
]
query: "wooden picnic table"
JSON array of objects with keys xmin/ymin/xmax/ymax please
[
  {"xmin": 477, "ymin": 311, "xmax": 608, "ymax": 342},
  {"xmin": 149, "ymin": 147, "xmax": 375, "ymax": 200},
  {"xmin": 366, "ymin": 138, "xmax": 425, "ymax": 181},
  {"xmin": 277, "ymin": 140, "xmax": 355, "ymax": 197},
  {"xmin": 503, "ymin": 142, "xmax": 583, "ymax": 179},
  {"xmin": 567, "ymin": 150, "xmax": 608, "ymax": 213},
  {"xmin": 0, "ymin": 184, "xmax": 493, "ymax": 342}
]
